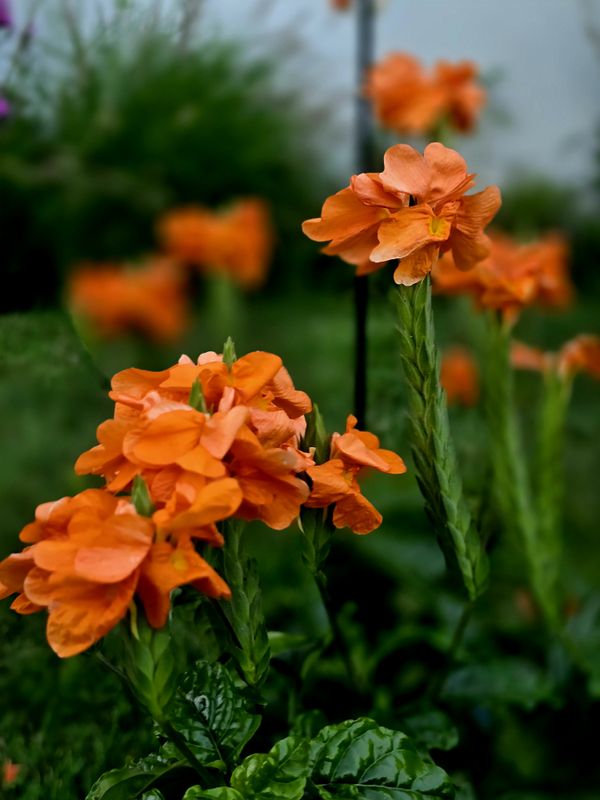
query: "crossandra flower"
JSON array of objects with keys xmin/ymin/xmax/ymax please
[
  {"xmin": 440, "ymin": 346, "xmax": 479, "ymax": 406},
  {"xmin": 68, "ymin": 257, "xmax": 188, "ymax": 341},
  {"xmin": 159, "ymin": 199, "xmax": 273, "ymax": 289},
  {"xmin": 75, "ymin": 348, "xmax": 314, "ymax": 531},
  {"xmin": 303, "ymin": 142, "xmax": 501, "ymax": 285},
  {"xmin": 0, "ymin": 489, "xmax": 232, "ymax": 657},
  {"xmin": 306, "ymin": 415, "xmax": 406, "ymax": 534},
  {"xmin": 432, "ymin": 232, "xmax": 572, "ymax": 323},
  {"xmin": 512, "ymin": 336, "xmax": 600, "ymax": 381},
  {"xmin": 365, "ymin": 52, "xmax": 486, "ymax": 136}
]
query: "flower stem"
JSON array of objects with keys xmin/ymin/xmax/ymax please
[
  {"xmin": 427, "ymin": 601, "xmax": 474, "ymax": 703},
  {"xmin": 353, "ymin": 0, "xmax": 376, "ymax": 427},
  {"xmin": 480, "ymin": 315, "xmax": 558, "ymax": 627},
  {"xmin": 534, "ymin": 370, "xmax": 572, "ymax": 623},
  {"xmin": 393, "ymin": 278, "xmax": 488, "ymax": 600}
]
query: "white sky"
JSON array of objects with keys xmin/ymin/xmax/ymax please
[{"xmin": 197, "ymin": 0, "xmax": 600, "ymax": 188}]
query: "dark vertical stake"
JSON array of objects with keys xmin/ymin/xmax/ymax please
[{"xmin": 354, "ymin": 0, "xmax": 375, "ymax": 428}]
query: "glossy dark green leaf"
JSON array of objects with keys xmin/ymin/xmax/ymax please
[
  {"xmin": 441, "ymin": 658, "xmax": 554, "ymax": 710},
  {"xmin": 402, "ymin": 711, "xmax": 459, "ymax": 752},
  {"xmin": 231, "ymin": 736, "xmax": 311, "ymax": 800},
  {"xmin": 86, "ymin": 755, "xmax": 182, "ymax": 800},
  {"xmin": 168, "ymin": 660, "xmax": 261, "ymax": 769},
  {"xmin": 309, "ymin": 718, "xmax": 455, "ymax": 799},
  {"xmin": 183, "ymin": 789, "xmax": 243, "ymax": 800}
]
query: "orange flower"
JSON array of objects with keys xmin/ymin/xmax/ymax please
[
  {"xmin": 303, "ymin": 142, "xmax": 500, "ymax": 285},
  {"xmin": 512, "ymin": 336, "xmax": 600, "ymax": 381},
  {"xmin": 75, "ymin": 348, "xmax": 314, "ymax": 532},
  {"xmin": 365, "ymin": 53, "xmax": 446, "ymax": 135},
  {"xmin": 306, "ymin": 415, "xmax": 406, "ymax": 534},
  {"xmin": 2, "ymin": 762, "xmax": 21, "ymax": 786},
  {"xmin": 0, "ymin": 488, "xmax": 233, "ymax": 657},
  {"xmin": 159, "ymin": 199, "xmax": 273, "ymax": 288},
  {"xmin": 68, "ymin": 257, "xmax": 188, "ymax": 341},
  {"xmin": 440, "ymin": 346, "xmax": 479, "ymax": 406},
  {"xmin": 533, "ymin": 234, "xmax": 573, "ymax": 309},
  {"xmin": 433, "ymin": 60, "xmax": 486, "ymax": 133},
  {"xmin": 433, "ymin": 232, "xmax": 573, "ymax": 323},
  {"xmin": 331, "ymin": 0, "xmax": 351, "ymax": 8},
  {"xmin": 365, "ymin": 52, "xmax": 486, "ymax": 136}
]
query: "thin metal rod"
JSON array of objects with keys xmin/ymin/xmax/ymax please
[{"xmin": 353, "ymin": 0, "xmax": 375, "ymax": 428}]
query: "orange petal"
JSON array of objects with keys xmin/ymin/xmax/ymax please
[
  {"xmin": 306, "ymin": 460, "xmax": 351, "ymax": 507},
  {"xmin": 423, "ymin": 143, "xmax": 470, "ymax": 200},
  {"xmin": 202, "ymin": 406, "xmax": 249, "ymax": 458},
  {"xmin": 333, "ymin": 491, "xmax": 382, "ymax": 535},
  {"xmin": 138, "ymin": 540, "xmax": 230, "ymax": 628},
  {"xmin": 163, "ymin": 477, "xmax": 243, "ymax": 530},
  {"xmin": 124, "ymin": 410, "xmax": 203, "ymax": 465},
  {"xmin": 371, "ymin": 206, "xmax": 447, "ymax": 263},
  {"xmin": 380, "ymin": 144, "xmax": 429, "ymax": 199},
  {"xmin": 231, "ymin": 352, "xmax": 282, "ymax": 401},
  {"xmin": 302, "ymin": 186, "xmax": 388, "ymax": 242}
]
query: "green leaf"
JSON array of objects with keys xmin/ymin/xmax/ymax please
[
  {"xmin": 231, "ymin": 736, "xmax": 311, "ymax": 800},
  {"xmin": 441, "ymin": 658, "xmax": 554, "ymax": 710},
  {"xmin": 183, "ymin": 789, "xmax": 244, "ymax": 800},
  {"xmin": 402, "ymin": 711, "xmax": 459, "ymax": 752},
  {"xmin": 86, "ymin": 755, "xmax": 187, "ymax": 800},
  {"xmin": 168, "ymin": 660, "xmax": 261, "ymax": 769},
  {"xmin": 309, "ymin": 718, "xmax": 454, "ymax": 798}
]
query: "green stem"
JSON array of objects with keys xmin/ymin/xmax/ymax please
[
  {"xmin": 480, "ymin": 315, "xmax": 557, "ymax": 627},
  {"xmin": 534, "ymin": 370, "xmax": 572, "ymax": 622},
  {"xmin": 314, "ymin": 571, "xmax": 362, "ymax": 693},
  {"xmin": 427, "ymin": 601, "xmax": 474, "ymax": 703},
  {"xmin": 393, "ymin": 278, "xmax": 488, "ymax": 600},
  {"xmin": 220, "ymin": 520, "xmax": 270, "ymax": 688}
]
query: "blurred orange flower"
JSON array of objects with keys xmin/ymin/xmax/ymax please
[
  {"xmin": 306, "ymin": 415, "xmax": 406, "ymax": 534},
  {"xmin": 0, "ymin": 489, "xmax": 232, "ymax": 657},
  {"xmin": 440, "ymin": 346, "xmax": 479, "ymax": 406},
  {"xmin": 69, "ymin": 257, "xmax": 188, "ymax": 341},
  {"xmin": 433, "ymin": 232, "xmax": 571, "ymax": 323},
  {"xmin": 303, "ymin": 142, "xmax": 500, "ymax": 285},
  {"xmin": 512, "ymin": 336, "xmax": 600, "ymax": 381},
  {"xmin": 159, "ymin": 199, "xmax": 274, "ymax": 288},
  {"xmin": 365, "ymin": 52, "xmax": 486, "ymax": 136},
  {"xmin": 2, "ymin": 762, "xmax": 20, "ymax": 786}
]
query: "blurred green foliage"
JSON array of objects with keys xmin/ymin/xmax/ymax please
[{"xmin": 0, "ymin": 4, "xmax": 330, "ymax": 312}]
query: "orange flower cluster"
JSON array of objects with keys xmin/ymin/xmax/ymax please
[
  {"xmin": 306, "ymin": 415, "xmax": 406, "ymax": 534},
  {"xmin": 69, "ymin": 258, "xmax": 188, "ymax": 342},
  {"xmin": 159, "ymin": 199, "xmax": 274, "ymax": 289},
  {"xmin": 433, "ymin": 232, "xmax": 573, "ymax": 323},
  {"xmin": 303, "ymin": 142, "xmax": 501, "ymax": 285},
  {"xmin": 440, "ymin": 347, "xmax": 479, "ymax": 407},
  {"xmin": 512, "ymin": 336, "xmax": 600, "ymax": 381},
  {"xmin": 0, "ymin": 347, "xmax": 405, "ymax": 656},
  {"xmin": 365, "ymin": 52, "xmax": 486, "ymax": 136}
]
